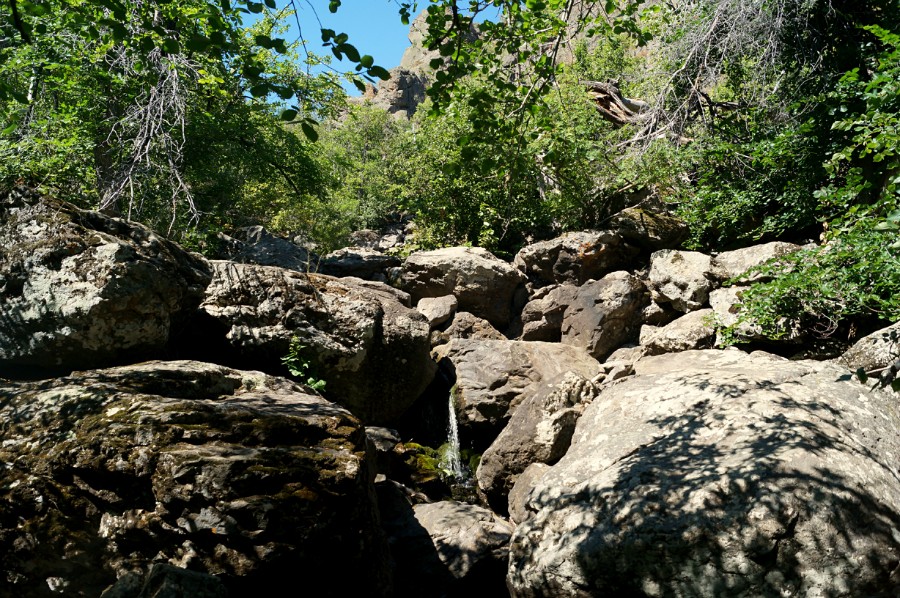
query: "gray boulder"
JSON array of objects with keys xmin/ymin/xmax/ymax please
[
  {"xmin": 561, "ymin": 271, "xmax": 648, "ymax": 361},
  {"xmin": 508, "ymin": 349, "xmax": 900, "ymax": 597},
  {"xmin": 433, "ymin": 339, "xmax": 602, "ymax": 451},
  {"xmin": 508, "ymin": 463, "xmax": 550, "ymax": 525},
  {"xmin": 640, "ymin": 308, "xmax": 717, "ymax": 355},
  {"xmin": 518, "ymin": 284, "xmax": 580, "ymax": 342},
  {"xmin": 476, "ymin": 372, "xmax": 601, "ymax": 511},
  {"xmin": 417, "ymin": 295, "xmax": 459, "ymax": 328},
  {"xmin": 430, "ymin": 312, "xmax": 505, "ymax": 346},
  {"xmin": 318, "ymin": 246, "xmax": 401, "ymax": 280},
  {"xmin": 647, "ymin": 249, "xmax": 717, "ymax": 312},
  {"xmin": 0, "ymin": 361, "xmax": 391, "ymax": 596},
  {"xmin": 231, "ymin": 225, "xmax": 317, "ymax": 271},
  {"xmin": 712, "ymin": 241, "xmax": 802, "ymax": 282},
  {"xmin": 194, "ymin": 261, "xmax": 435, "ymax": 424},
  {"xmin": 514, "ymin": 230, "xmax": 639, "ymax": 287},
  {"xmin": 608, "ymin": 207, "xmax": 689, "ymax": 251},
  {"xmin": 0, "ymin": 186, "xmax": 211, "ymax": 375},
  {"xmin": 413, "ymin": 501, "xmax": 514, "ymax": 583},
  {"xmin": 841, "ymin": 321, "xmax": 900, "ymax": 373},
  {"xmin": 398, "ymin": 246, "xmax": 526, "ymax": 329}
]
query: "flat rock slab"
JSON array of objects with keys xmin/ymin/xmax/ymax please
[
  {"xmin": 509, "ymin": 349, "xmax": 900, "ymax": 597},
  {"xmin": 0, "ymin": 361, "xmax": 390, "ymax": 596}
]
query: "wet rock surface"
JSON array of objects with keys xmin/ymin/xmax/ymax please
[{"xmin": 433, "ymin": 339, "xmax": 602, "ymax": 451}]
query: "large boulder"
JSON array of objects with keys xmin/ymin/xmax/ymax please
[
  {"xmin": 0, "ymin": 361, "xmax": 391, "ymax": 596},
  {"xmin": 431, "ymin": 312, "xmax": 505, "ymax": 346},
  {"xmin": 640, "ymin": 308, "xmax": 717, "ymax": 356},
  {"xmin": 230, "ymin": 225, "xmax": 316, "ymax": 271},
  {"xmin": 318, "ymin": 246, "xmax": 401, "ymax": 281},
  {"xmin": 476, "ymin": 372, "xmax": 601, "ymax": 512},
  {"xmin": 517, "ymin": 284, "xmax": 580, "ymax": 342},
  {"xmin": 189, "ymin": 261, "xmax": 436, "ymax": 424},
  {"xmin": 413, "ymin": 501, "xmax": 514, "ymax": 588},
  {"xmin": 608, "ymin": 207, "xmax": 689, "ymax": 251},
  {"xmin": 513, "ymin": 230, "xmax": 639, "ymax": 287},
  {"xmin": 508, "ymin": 349, "xmax": 900, "ymax": 597},
  {"xmin": 378, "ymin": 486, "xmax": 512, "ymax": 597},
  {"xmin": 417, "ymin": 295, "xmax": 458, "ymax": 329},
  {"xmin": 433, "ymin": 339, "xmax": 602, "ymax": 451},
  {"xmin": 560, "ymin": 271, "xmax": 648, "ymax": 361},
  {"xmin": 841, "ymin": 320, "xmax": 900, "ymax": 373},
  {"xmin": 0, "ymin": 186, "xmax": 211, "ymax": 376},
  {"xmin": 398, "ymin": 246, "xmax": 526, "ymax": 329},
  {"xmin": 647, "ymin": 249, "xmax": 717, "ymax": 312},
  {"xmin": 712, "ymin": 241, "xmax": 803, "ymax": 282}
]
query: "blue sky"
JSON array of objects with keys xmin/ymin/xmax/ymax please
[{"xmin": 294, "ymin": 0, "xmax": 415, "ymax": 94}]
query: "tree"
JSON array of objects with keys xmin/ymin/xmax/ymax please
[{"xmin": 0, "ymin": 0, "xmax": 390, "ymax": 233}]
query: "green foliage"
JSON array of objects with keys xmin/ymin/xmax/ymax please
[
  {"xmin": 316, "ymin": 104, "xmax": 415, "ymax": 230},
  {"xmin": 0, "ymin": 0, "xmax": 390, "ymax": 242},
  {"xmin": 281, "ymin": 337, "xmax": 327, "ymax": 391},
  {"xmin": 721, "ymin": 23, "xmax": 900, "ymax": 341},
  {"xmin": 674, "ymin": 117, "xmax": 827, "ymax": 249}
]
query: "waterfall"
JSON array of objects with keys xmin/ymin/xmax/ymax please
[{"xmin": 444, "ymin": 393, "xmax": 463, "ymax": 479}]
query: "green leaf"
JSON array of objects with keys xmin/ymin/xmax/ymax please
[
  {"xmin": 249, "ymin": 83, "xmax": 270, "ymax": 97},
  {"xmin": 274, "ymin": 85, "xmax": 293, "ymax": 100},
  {"xmin": 368, "ymin": 66, "xmax": 390, "ymax": 80},
  {"xmin": 329, "ymin": 0, "xmax": 341, "ymax": 12},
  {"xmin": 264, "ymin": 0, "xmax": 276, "ymax": 7},
  {"xmin": 247, "ymin": 1, "xmax": 264, "ymax": 13},
  {"xmin": 338, "ymin": 43, "xmax": 360, "ymax": 63},
  {"xmin": 301, "ymin": 121, "xmax": 319, "ymax": 142},
  {"xmin": 280, "ymin": 108, "xmax": 298, "ymax": 121},
  {"xmin": 352, "ymin": 78, "xmax": 367, "ymax": 93},
  {"xmin": 162, "ymin": 38, "xmax": 181, "ymax": 54},
  {"xmin": 186, "ymin": 35, "xmax": 211, "ymax": 52}
]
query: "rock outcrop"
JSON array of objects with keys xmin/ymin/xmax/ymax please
[
  {"xmin": 398, "ymin": 246, "xmax": 526, "ymax": 329},
  {"xmin": 508, "ymin": 350, "xmax": 900, "ymax": 597},
  {"xmin": 0, "ymin": 361, "xmax": 391, "ymax": 596},
  {"xmin": 318, "ymin": 246, "xmax": 401, "ymax": 281},
  {"xmin": 560, "ymin": 271, "xmax": 648, "ymax": 361},
  {"xmin": 187, "ymin": 261, "xmax": 436, "ymax": 424},
  {"xmin": 476, "ymin": 372, "xmax": 601, "ymax": 512},
  {"xmin": 514, "ymin": 230, "xmax": 639, "ymax": 287},
  {"xmin": 0, "ymin": 187, "xmax": 211, "ymax": 376},
  {"xmin": 841, "ymin": 321, "xmax": 900, "ymax": 373},
  {"xmin": 433, "ymin": 338, "xmax": 602, "ymax": 450},
  {"xmin": 640, "ymin": 308, "xmax": 716, "ymax": 355},
  {"xmin": 647, "ymin": 249, "xmax": 718, "ymax": 312}
]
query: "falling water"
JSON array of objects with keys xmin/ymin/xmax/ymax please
[{"xmin": 445, "ymin": 393, "xmax": 463, "ymax": 479}]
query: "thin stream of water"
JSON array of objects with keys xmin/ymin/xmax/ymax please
[{"xmin": 446, "ymin": 393, "xmax": 463, "ymax": 479}]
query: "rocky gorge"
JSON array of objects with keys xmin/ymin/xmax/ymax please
[{"xmin": 2, "ymin": 185, "xmax": 900, "ymax": 597}]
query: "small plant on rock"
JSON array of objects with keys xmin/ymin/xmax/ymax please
[{"xmin": 282, "ymin": 337, "xmax": 327, "ymax": 392}]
